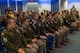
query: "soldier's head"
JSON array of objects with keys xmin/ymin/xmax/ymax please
[
  {"xmin": 54, "ymin": 12, "xmax": 58, "ymax": 19},
  {"xmin": 7, "ymin": 19, "xmax": 16, "ymax": 29},
  {"xmin": 72, "ymin": 5, "xmax": 75, "ymax": 8},
  {"xmin": 17, "ymin": 13, "xmax": 23, "ymax": 20},
  {"xmin": 46, "ymin": 14, "xmax": 52, "ymax": 20},
  {"xmin": 9, "ymin": 11, "xmax": 13, "ymax": 14},
  {"xmin": 52, "ymin": 13, "xmax": 55, "ymax": 19},
  {"xmin": 1, "ymin": 14, "xmax": 7, "ymax": 20},
  {"xmin": 21, "ymin": 18, "xmax": 29, "ymax": 26},
  {"xmin": 24, "ymin": 13, "xmax": 28, "ymax": 19},
  {"xmin": 38, "ymin": 16, "xmax": 42, "ymax": 22},
  {"xmin": 32, "ymin": 12, "xmax": 39, "ymax": 21},
  {"xmin": 71, "ymin": 11, "xmax": 75, "ymax": 15}
]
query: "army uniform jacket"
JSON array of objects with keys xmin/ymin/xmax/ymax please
[
  {"xmin": 20, "ymin": 25, "xmax": 37, "ymax": 44},
  {"xmin": 1, "ymin": 28, "xmax": 28, "ymax": 53},
  {"xmin": 29, "ymin": 20, "xmax": 41, "ymax": 38},
  {"xmin": 52, "ymin": 18, "xmax": 61, "ymax": 29},
  {"xmin": 44, "ymin": 19, "xmax": 55, "ymax": 33}
]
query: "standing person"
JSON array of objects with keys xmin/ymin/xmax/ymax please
[
  {"xmin": 1, "ymin": 19, "xmax": 37, "ymax": 53},
  {"xmin": 70, "ymin": 5, "xmax": 76, "ymax": 12}
]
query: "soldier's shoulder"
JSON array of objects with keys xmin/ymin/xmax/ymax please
[
  {"xmin": 1, "ymin": 29, "xmax": 8, "ymax": 37},
  {"xmin": 2, "ymin": 28, "xmax": 8, "ymax": 33},
  {"xmin": 16, "ymin": 26, "xmax": 21, "ymax": 30},
  {"xmin": 14, "ymin": 27, "xmax": 21, "ymax": 32}
]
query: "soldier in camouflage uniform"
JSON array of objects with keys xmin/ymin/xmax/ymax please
[
  {"xmin": 30, "ymin": 13, "xmax": 54, "ymax": 53},
  {"xmin": 70, "ymin": 5, "xmax": 76, "ymax": 12},
  {"xmin": 1, "ymin": 19, "xmax": 37, "ymax": 53},
  {"xmin": 20, "ymin": 18, "xmax": 44, "ymax": 53},
  {"xmin": 70, "ymin": 12, "xmax": 78, "ymax": 32},
  {"xmin": 38, "ymin": 16, "xmax": 55, "ymax": 52},
  {"xmin": 45, "ymin": 14, "xmax": 62, "ymax": 48},
  {"xmin": 58, "ymin": 11, "xmax": 69, "ymax": 42},
  {"xmin": 54, "ymin": 12, "xmax": 67, "ymax": 45},
  {"xmin": 16, "ymin": 14, "xmax": 24, "ymax": 26}
]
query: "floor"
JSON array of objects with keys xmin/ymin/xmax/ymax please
[{"xmin": 53, "ymin": 31, "xmax": 80, "ymax": 53}]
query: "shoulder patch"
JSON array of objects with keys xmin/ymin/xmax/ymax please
[
  {"xmin": 1, "ymin": 32, "xmax": 5, "ymax": 37},
  {"xmin": 3, "ymin": 37, "xmax": 8, "ymax": 43},
  {"xmin": 29, "ymin": 27, "xmax": 31, "ymax": 30},
  {"xmin": 16, "ymin": 29, "xmax": 20, "ymax": 33}
]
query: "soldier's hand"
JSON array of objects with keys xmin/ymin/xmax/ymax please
[
  {"xmin": 58, "ymin": 29, "xmax": 61, "ymax": 32},
  {"xmin": 18, "ymin": 48, "xmax": 25, "ymax": 53},
  {"xmin": 40, "ymin": 36, "xmax": 47, "ymax": 39},
  {"xmin": 46, "ymin": 33, "xmax": 52, "ymax": 36},
  {"xmin": 26, "ymin": 44, "xmax": 33, "ymax": 49},
  {"xmin": 46, "ymin": 33, "xmax": 55, "ymax": 36},
  {"xmin": 32, "ymin": 38, "xmax": 37, "ymax": 43},
  {"xmin": 46, "ymin": 33, "xmax": 49, "ymax": 36},
  {"xmin": 60, "ymin": 27, "xmax": 63, "ymax": 29}
]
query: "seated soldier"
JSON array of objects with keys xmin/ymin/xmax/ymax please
[
  {"xmin": 1, "ymin": 19, "xmax": 37, "ymax": 53},
  {"xmin": 53, "ymin": 13, "xmax": 67, "ymax": 45},
  {"xmin": 20, "ymin": 18, "xmax": 44, "ymax": 53},
  {"xmin": 69, "ymin": 13, "xmax": 77, "ymax": 33},
  {"xmin": 45, "ymin": 14, "xmax": 63, "ymax": 48},
  {"xmin": 30, "ymin": 13, "xmax": 55, "ymax": 53},
  {"xmin": 57, "ymin": 11, "xmax": 69, "ymax": 42}
]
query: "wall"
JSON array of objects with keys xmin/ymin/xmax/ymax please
[
  {"xmin": 51, "ymin": 0, "xmax": 59, "ymax": 12},
  {"xmin": 0, "ymin": 0, "xmax": 7, "ymax": 14},
  {"xmin": 68, "ymin": 0, "xmax": 80, "ymax": 13},
  {"xmin": 27, "ymin": 2, "xmax": 38, "ymax": 12},
  {"xmin": 59, "ymin": 0, "xmax": 68, "ymax": 11},
  {"xmin": 22, "ymin": 0, "xmax": 51, "ymax": 12},
  {"xmin": 22, "ymin": 0, "xmax": 59, "ymax": 12},
  {"xmin": 22, "ymin": 0, "xmax": 28, "ymax": 12},
  {"xmin": 38, "ymin": 0, "xmax": 51, "ymax": 12}
]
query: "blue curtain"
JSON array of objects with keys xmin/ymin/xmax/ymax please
[
  {"xmin": 9, "ymin": 0, "xmax": 16, "ymax": 12},
  {"xmin": 51, "ymin": 0, "xmax": 59, "ymax": 13},
  {"xmin": 0, "ymin": 0, "xmax": 7, "ymax": 14},
  {"xmin": 17, "ymin": 1, "xmax": 23, "ymax": 12}
]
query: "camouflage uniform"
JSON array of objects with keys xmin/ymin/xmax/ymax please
[
  {"xmin": 45, "ymin": 19, "xmax": 62, "ymax": 47},
  {"xmin": 1, "ymin": 27, "xmax": 37, "ymax": 53},
  {"xmin": 20, "ymin": 25, "xmax": 44, "ymax": 53}
]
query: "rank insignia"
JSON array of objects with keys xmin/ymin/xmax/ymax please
[{"xmin": 3, "ymin": 37, "xmax": 8, "ymax": 43}]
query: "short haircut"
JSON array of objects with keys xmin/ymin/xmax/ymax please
[
  {"xmin": 21, "ymin": 18, "xmax": 28, "ymax": 24},
  {"xmin": 6, "ymin": 18, "xmax": 14, "ymax": 26},
  {"xmin": 32, "ymin": 12, "xmax": 38, "ymax": 18}
]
